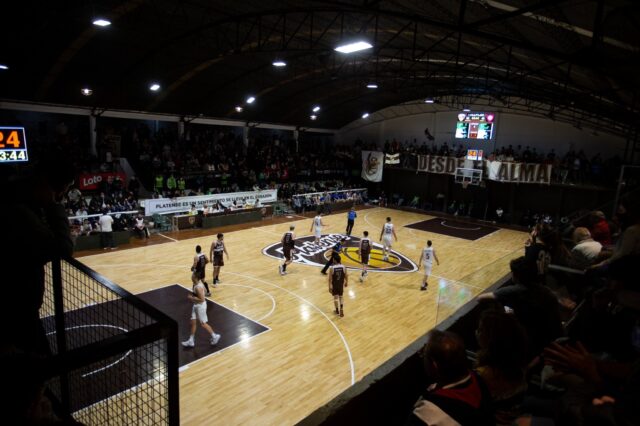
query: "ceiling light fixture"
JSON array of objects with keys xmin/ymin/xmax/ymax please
[
  {"xmin": 235, "ymin": 106, "xmax": 243, "ymax": 112},
  {"xmin": 0, "ymin": 64, "xmax": 9, "ymax": 70},
  {"xmin": 92, "ymin": 18, "xmax": 111, "ymax": 27},
  {"xmin": 272, "ymin": 60, "xmax": 287, "ymax": 67},
  {"xmin": 334, "ymin": 41, "xmax": 373, "ymax": 54},
  {"xmin": 425, "ymin": 99, "xmax": 434, "ymax": 104},
  {"xmin": 246, "ymin": 96, "xmax": 256, "ymax": 104},
  {"xmin": 310, "ymin": 115, "xmax": 317, "ymax": 120},
  {"xmin": 362, "ymin": 113, "xmax": 370, "ymax": 119},
  {"xmin": 366, "ymin": 83, "xmax": 378, "ymax": 89},
  {"xmin": 81, "ymin": 88, "xmax": 93, "ymax": 96},
  {"xmin": 312, "ymin": 105, "xmax": 321, "ymax": 112},
  {"xmin": 149, "ymin": 83, "xmax": 161, "ymax": 91}
]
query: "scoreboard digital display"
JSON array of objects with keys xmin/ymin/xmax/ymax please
[
  {"xmin": 0, "ymin": 127, "xmax": 29, "ymax": 162},
  {"xmin": 454, "ymin": 112, "xmax": 495, "ymax": 140}
]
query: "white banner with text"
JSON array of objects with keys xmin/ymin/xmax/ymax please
[{"xmin": 144, "ymin": 190, "xmax": 278, "ymax": 215}]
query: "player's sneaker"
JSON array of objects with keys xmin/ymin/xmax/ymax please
[
  {"xmin": 359, "ymin": 276, "xmax": 363, "ymax": 283},
  {"xmin": 321, "ymin": 270, "xmax": 327, "ymax": 275},
  {"xmin": 340, "ymin": 309, "xmax": 344, "ymax": 317},
  {"xmin": 205, "ymin": 291, "xmax": 211, "ymax": 297},
  {"xmin": 383, "ymin": 255, "xmax": 389, "ymax": 261},
  {"xmin": 335, "ymin": 308, "xmax": 339, "ymax": 315},
  {"xmin": 279, "ymin": 264, "xmax": 283, "ymax": 275},
  {"xmin": 420, "ymin": 284, "xmax": 428, "ymax": 291},
  {"xmin": 181, "ymin": 339, "xmax": 195, "ymax": 348},
  {"xmin": 210, "ymin": 333, "xmax": 221, "ymax": 345}
]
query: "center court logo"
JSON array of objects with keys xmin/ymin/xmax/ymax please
[{"xmin": 262, "ymin": 234, "xmax": 418, "ymax": 273}]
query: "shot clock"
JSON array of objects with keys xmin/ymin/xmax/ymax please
[{"xmin": 0, "ymin": 127, "xmax": 29, "ymax": 162}]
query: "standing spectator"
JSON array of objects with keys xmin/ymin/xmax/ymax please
[
  {"xmin": 154, "ymin": 174, "xmax": 164, "ymax": 194},
  {"xmin": 128, "ymin": 175, "xmax": 140, "ymax": 199},
  {"xmin": 177, "ymin": 177, "xmax": 186, "ymax": 193},
  {"xmin": 99, "ymin": 211, "xmax": 116, "ymax": 250},
  {"xmin": 408, "ymin": 330, "xmax": 494, "ymax": 426},
  {"xmin": 167, "ymin": 174, "xmax": 177, "ymax": 194},
  {"xmin": 345, "ymin": 207, "xmax": 357, "ymax": 236}
]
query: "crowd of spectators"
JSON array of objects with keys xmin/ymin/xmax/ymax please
[{"xmin": 408, "ymin": 197, "xmax": 640, "ymax": 425}]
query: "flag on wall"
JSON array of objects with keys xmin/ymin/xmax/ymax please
[
  {"xmin": 385, "ymin": 153, "xmax": 400, "ymax": 164},
  {"xmin": 361, "ymin": 151, "xmax": 384, "ymax": 182}
]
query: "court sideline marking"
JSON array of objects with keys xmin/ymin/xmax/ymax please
[{"xmin": 157, "ymin": 233, "xmax": 179, "ymax": 242}]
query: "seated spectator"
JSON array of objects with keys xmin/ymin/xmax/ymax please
[
  {"xmin": 475, "ymin": 311, "xmax": 529, "ymax": 425},
  {"xmin": 589, "ymin": 211, "xmax": 612, "ymax": 246},
  {"xmin": 408, "ymin": 330, "xmax": 494, "ymax": 426},
  {"xmin": 570, "ymin": 227, "xmax": 603, "ymax": 269},
  {"xmin": 524, "ymin": 226, "xmax": 553, "ymax": 276},
  {"xmin": 478, "ymin": 257, "xmax": 563, "ymax": 358},
  {"xmin": 188, "ymin": 204, "xmax": 198, "ymax": 216}
]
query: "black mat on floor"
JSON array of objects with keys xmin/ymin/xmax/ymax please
[
  {"xmin": 137, "ymin": 284, "xmax": 269, "ymax": 366},
  {"xmin": 405, "ymin": 218, "xmax": 498, "ymax": 241},
  {"xmin": 42, "ymin": 284, "xmax": 268, "ymax": 412}
]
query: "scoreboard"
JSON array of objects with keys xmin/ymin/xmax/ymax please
[
  {"xmin": 455, "ymin": 112, "xmax": 495, "ymax": 140},
  {"xmin": 0, "ymin": 127, "xmax": 29, "ymax": 162}
]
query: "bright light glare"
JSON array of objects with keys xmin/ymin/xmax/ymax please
[
  {"xmin": 362, "ymin": 113, "xmax": 369, "ymax": 119},
  {"xmin": 246, "ymin": 96, "xmax": 256, "ymax": 104},
  {"xmin": 0, "ymin": 64, "xmax": 9, "ymax": 70},
  {"xmin": 366, "ymin": 83, "xmax": 378, "ymax": 89},
  {"xmin": 93, "ymin": 19, "xmax": 111, "ymax": 27},
  {"xmin": 425, "ymin": 99, "xmax": 434, "ymax": 104},
  {"xmin": 334, "ymin": 41, "xmax": 373, "ymax": 54},
  {"xmin": 463, "ymin": 108, "xmax": 471, "ymax": 112},
  {"xmin": 272, "ymin": 61, "xmax": 287, "ymax": 67},
  {"xmin": 310, "ymin": 115, "xmax": 317, "ymax": 120},
  {"xmin": 149, "ymin": 83, "xmax": 161, "ymax": 91},
  {"xmin": 235, "ymin": 106, "xmax": 243, "ymax": 112},
  {"xmin": 312, "ymin": 105, "xmax": 320, "ymax": 112},
  {"xmin": 81, "ymin": 88, "xmax": 93, "ymax": 96}
]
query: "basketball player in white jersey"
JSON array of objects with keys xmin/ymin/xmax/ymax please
[
  {"xmin": 379, "ymin": 217, "xmax": 398, "ymax": 261},
  {"xmin": 310, "ymin": 211, "xmax": 327, "ymax": 245},
  {"xmin": 359, "ymin": 230, "xmax": 372, "ymax": 282},
  {"xmin": 181, "ymin": 279, "xmax": 221, "ymax": 347},
  {"xmin": 279, "ymin": 225, "xmax": 296, "ymax": 275},
  {"xmin": 418, "ymin": 240, "xmax": 440, "ymax": 291},
  {"xmin": 328, "ymin": 255, "xmax": 348, "ymax": 317}
]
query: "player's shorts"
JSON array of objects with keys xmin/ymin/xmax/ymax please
[
  {"xmin": 331, "ymin": 283, "xmax": 344, "ymax": 296},
  {"xmin": 315, "ymin": 228, "xmax": 322, "ymax": 239},
  {"xmin": 423, "ymin": 264, "xmax": 433, "ymax": 276},
  {"xmin": 192, "ymin": 269, "xmax": 205, "ymax": 280},
  {"xmin": 283, "ymin": 247, "xmax": 292, "ymax": 261},
  {"xmin": 382, "ymin": 236, "xmax": 393, "ymax": 248},
  {"xmin": 213, "ymin": 253, "xmax": 224, "ymax": 266},
  {"xmin": 360, "ymin": 251, "xmax": 370, "ymax": 264},
  {"xmin": 191, "ymin": 302, "xmax": 208, "ymax": 323}
]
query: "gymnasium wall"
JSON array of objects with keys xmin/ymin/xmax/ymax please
[{"xmin": 338, "ymin": 109, "xmax": 626, "ymax": 158}]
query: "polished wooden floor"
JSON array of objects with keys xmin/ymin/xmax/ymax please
[{"xmin": 76, "ymin": 207, "xmax": 526, "ymax": 425}]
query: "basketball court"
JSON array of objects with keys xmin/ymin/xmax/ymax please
[{"xmin": 74, "ymin": 206, "xmax": 526, "ymax": 425}]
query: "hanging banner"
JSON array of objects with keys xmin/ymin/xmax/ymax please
[
  {"xmin": 485, "ymin": 161, "xmax": 552, "ymax": 184},
  {"xmin": 78, "ymin": 172, "xmax": 127, "ymax": 190},
  {"xmin": 416, "ymin": 155, "xmax": 552, "ymax": 184},
  {"xmin": 361, "ymin": 151, "xmax": 384, "ymax": 182},
  {"xmin": 144, "ymin": 189, "xmax": 278, "ymax": 215}
]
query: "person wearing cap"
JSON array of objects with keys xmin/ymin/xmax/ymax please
[{"xmin": 321, "ymin": 237, "xmax": 347, "ymax": 275}]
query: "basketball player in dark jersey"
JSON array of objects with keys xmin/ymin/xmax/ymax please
[
  {"xmin": 359, "ymin": 231, "xmax": 372, "ymax": 282},
  {"xmin": 210, "ymin": 233, "xmax": 229, "ymax": 285},
  {"xmin": 328, "ymin": 255, "xmax": 348, "ymax": 317},
  {"xmin": 279, "ymin": 225, "xmax": 296, "ymax": 275},
  {"xmin": 191, "ymin": 245, "xmax": 211, "ymax": 296}
]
